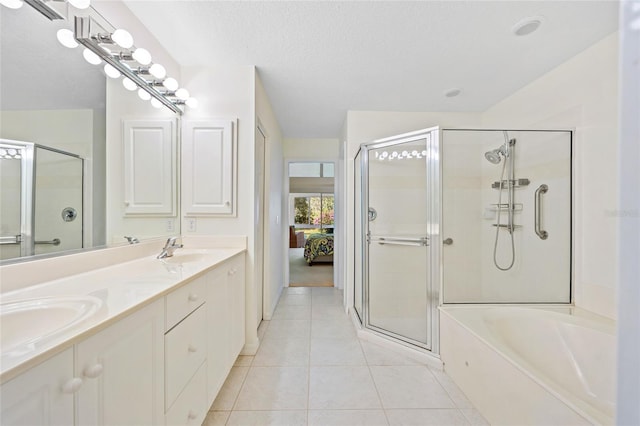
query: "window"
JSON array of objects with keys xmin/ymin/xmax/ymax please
[{"xmin": 291, "ymin": 193, "xmax": 334, "ymax": 234}]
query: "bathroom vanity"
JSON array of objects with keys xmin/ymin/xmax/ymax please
[{"xmin": 0, "ymin": 238, "xmax": 246, "ymax": 425}]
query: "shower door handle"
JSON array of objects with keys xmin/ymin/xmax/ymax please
[
  {"xmin": 370, "ymin": 236, "xmax": 429, "ymax": 247},
  {"xmin": 534, "ymin": 184, "xmax": 548, "ymax": 240}
]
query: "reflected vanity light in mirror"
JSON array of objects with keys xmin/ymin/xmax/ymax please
[
  {"xmin": 175, "ymin": 88, "xmax": 189, "ymax": 100},
  {"xmin": 148, "ymin": 63, "xmax": 166, "ymax": 79},
  {"xmin": 56, "ymin": 28, "xmax": 78, "ymax": 48},
  {"xmin": 68, "ymin": 0, "xmax": 90, "ymax": 9},
  {"xmin": 185, "ymin": 97, "xmax": 198, "ymax": 108},
  {"xmin": 150, "ymin": 98, "xmax": 163, "ymax": 109},
  {"xmin": 82, "ymin": 48, "xmax": 101, "ymax": 65},
  {"xmin": 163, "ymin": 77, "xmax": 178, "ymax": 91},
  {"xmin": 0, "ymin": 0, "xmax": 24, "ymax": 9},
  {"xmin": 104, "ymin": 63, "xmax": 121, "ymax": 79},
  {"xmin": 122, "ymin": 77, "xmax": 137, "ymax": 91},
  {"xmin": 137, "ymin": 88, "xmax": 151, "ymax": 101}
]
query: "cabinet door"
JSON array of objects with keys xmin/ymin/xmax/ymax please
[
  {"xmin": 76, "ymin": 299, "xmax": 164, "ymax": 426},
  {"xmin": 228, "ymin": 254, "xmax": 246, "ymax": 358},
  {"xmin": 182, "ymin": 119, "xmax": 236, "ymax": 216},
  {"xmin": 0, "ymin": 348, "xmax": 75, "ymax": 425},
  {"xmin": 123, "ymin": 119, "xmax": 177, "ymax": 216},
  {"xmin": 205, "ymin": 265, "xmax": 230, "ymax": 403}
]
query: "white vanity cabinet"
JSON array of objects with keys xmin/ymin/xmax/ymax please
[
  {"xmin": 206, "ymin": 253, "xmax": 246, "ymax": 402},
  {"xmin": 164, "ymin": 276, "xmax": 208, "ymax": 426},
  {"xmin": 75, "ymin": 299, "xmax": 165, "ymax": 426},
  {"xmin": 0, "ymin": 348, "xmax": 76, "ymax": 425}
]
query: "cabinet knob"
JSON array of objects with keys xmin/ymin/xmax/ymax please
[
  {"xmin": 187, "ymin": 410, "xmax": 198, "ymax": 420},
  {"xmin": 188, "ymin": 344, "xmax": 199, "ymax": 353},
  {"xmin": 124, "ymin": 201, "xmax": 130, "ymax": 206},
  {"xmin": 188, "ymin": 293, "xmax": 199, "ymax": 302},
  {"xmin": 224, "ymin": 201, "xmax": 230, "ymax": 206},
  {"xmin": 228, "ymin": 268, "xmax": 236, "ymax": 276},
  {"xmin": 61, "ymin": 377, "xmax": 83, "ymax": 394},
  {"xmin": 83, "ymin": 363, "xmax": 104, "ymax": 379}
]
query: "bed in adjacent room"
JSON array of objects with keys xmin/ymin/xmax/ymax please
[{"xmin": 303, "ymin": 233, "xmax": 334, "ymax": 265}]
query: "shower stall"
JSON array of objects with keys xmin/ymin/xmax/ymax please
[
  {"xmin": 353, "ymin": 127, "xmax": 572, "ymax": 354},
  {"xmin": 0, "ymin": 139, "xmax": 84, "ymax": 261}
]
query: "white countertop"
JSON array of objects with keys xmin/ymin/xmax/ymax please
[{"xmin": 0, "ymin": 247, "xmax": 245, "ymax": 383}]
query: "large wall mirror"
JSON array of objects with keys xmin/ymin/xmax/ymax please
[{"xmin": 0, "ymin": 4, "xmax": 180, "ymax": 263}]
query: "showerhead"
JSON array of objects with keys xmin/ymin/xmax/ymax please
[
  {"xmin": 484, "ymin": 144, "xmax": 508, "ymax": 164},
  {"xmin": 484, "ymin": 149, "xmax": 502, "ymax": 164}
]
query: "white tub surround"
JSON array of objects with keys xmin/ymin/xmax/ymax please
[
  {"xmin": 440, "ymin": 306, "xmax": 616, "ymax": 425},
  {"xmin": 0, "ymin": 235, "xmax": 246, "ymax": 383}
]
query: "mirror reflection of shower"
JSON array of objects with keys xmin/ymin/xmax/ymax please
[{"xmin": 484, "ymin": 132, "xmax": 528, "ymax": 271}]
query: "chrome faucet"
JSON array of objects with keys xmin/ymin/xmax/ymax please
[
  {"xmin": 157, "ymin": 237, "xmax": 183, "ymax": 259},
  {"xmin": 124, "ymin": 236, "xmax": 139, "ymax": 244}
]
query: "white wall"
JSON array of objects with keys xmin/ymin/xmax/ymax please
[
  {"xmin": 616, "ymin": 2, "xmax": 640, "ymax": 423},
  {"xmin": 482, "ymin": 32, "xmax": 619, "ymax": 319},
  {"xmin": 256, "ymin": 71, "xmax": 285, "ymax": 320},
  {"xmin": 179, "ymin": 64, "xmax": 259, "ymax": 352},
  {"xmin": 284, "ymin": 138, "xmax": 340, "ymax": 158}
]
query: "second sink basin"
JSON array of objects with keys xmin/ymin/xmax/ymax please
[{"xmin": 0, "ymin": 295, "xmax": 103, "ymax": 358}]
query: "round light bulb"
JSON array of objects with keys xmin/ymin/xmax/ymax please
[
  {"xmin": 122, "ymin": 78, "xmax": 137, "ymax": 91},
  {"xmin": 56, "ymin": 29, "xmax": 78, "ymax": 49},
  {"xmin": 103, "ymin": 64, "xmax": 121, "ymax": 79},
  {"xmin": 175, "ymin": 88, "xmax": 190, "ymax": 100},
  {"xmin": 68, "ymin": 0, "xmax": 90, "ymax": 9},
  {"xmin": 0, "ymin": 0, "xmax": 24, "ymax": 9},
  {"xmin": 149, "ymin": 63, "xmax": 166, "ymax": 79},
  {"xmin": 111, "ymin": 29, "xmax": 133, "ymax": 49},
  {"xmin": 82, "ymin": 48, "xmax": 102, "ymax": 65},
  {"xmin": 162, "ymin": 77, "xmax": 179, "ymax": 91},
  {"xmin": 185, "ymin": 97, "xmax": 199, "ymax": 109},
  {"xmin": 132, "ymin": 47, "xmax": 151, "ymax": 65},
  {"xmin": 150, "ymin": 98, "xmax": 163, "ymax": 109},
  {"xmin": 7, "ymin": 149, "xmax": 17, "ymax": 156},
  {"xmin": 137, "ymin": 89, "xmax": 151, "ymax": 101}
]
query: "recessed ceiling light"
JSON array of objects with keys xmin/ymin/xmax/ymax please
[
  {"xmin": 444, "ymin": 88, "xmax": 461, "ymax": 98},
  {"xmin": 512, "ymin": 16, "xmax": 544, "ymax": 36}
]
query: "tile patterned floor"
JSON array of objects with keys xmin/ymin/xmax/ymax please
[{"xmin": 203, "ymin": 287, "xmax": 489, "ymax": 426}]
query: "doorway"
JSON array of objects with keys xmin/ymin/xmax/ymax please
[{"xmin": 287, "ymin": 162, "xmax": 335, "ymax": 287}]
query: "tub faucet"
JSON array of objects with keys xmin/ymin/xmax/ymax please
[{"xmin": 157, "ymin": 237, "xmax": 183, "ymax": 259}]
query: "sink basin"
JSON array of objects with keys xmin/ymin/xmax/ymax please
[
  {"xmin": 0, "ymin": 295, "xmax": 103, "ymax": 357},
  {"xmin": 160, "ymin": 252, "xmax": 208, "ymax": 264}
]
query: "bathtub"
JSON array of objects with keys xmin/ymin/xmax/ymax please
[{"xmin": 439, "ymin": 306, "xmax": 616, "ymax": 425}]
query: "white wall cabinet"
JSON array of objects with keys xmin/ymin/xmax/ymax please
[
  {"xmin": 0, "ymin": 348, "xmax": 76, "ymax": 425},
  {"xmin": 75, "ymin": 299, "xmax": 165, "ymax": 426},
  {"xmin": 182, "ymin": 119, "xmax": 237, "ymax": 216},
  {"xmin": 123, "ymin": 119, "xmax": 177, "ymax": 216}
]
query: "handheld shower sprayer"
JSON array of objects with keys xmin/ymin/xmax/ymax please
[{"xmin": 484, "ymin": 143, "xmax": 509, "ymax": 164}]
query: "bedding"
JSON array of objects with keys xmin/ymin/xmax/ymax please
[{"xmin": 303, "ymin": 233, "xmax": 334, "ymax": 265}]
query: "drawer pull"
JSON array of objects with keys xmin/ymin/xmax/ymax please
[
  {"xmin": 188, "ymin": 293, "xmax": 199, "ymax": 302},
  {"xmin": 188, "ymin": 344, "xmax": 199, "ymax": 353},
  {"xmin": 83, "ymin": 363, "xmax": 104, "ymax": 379},
  {"xmin": 61, "ymin": 377, "xmax": 83, "ymax": 393},
  {"xmin": 187, "ymin": 410, "xmax": 198, "ymax": 420},
  {"xmin": 228, "ymin": 268, "xmax": 237, "ymax": 276}
]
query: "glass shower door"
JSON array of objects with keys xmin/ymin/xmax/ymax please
[{"xmin": 364, "ymin": 129, "xmax": 439, "ymax": 349}]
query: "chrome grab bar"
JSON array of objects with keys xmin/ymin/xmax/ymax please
[
  {"xmin": 534, "ymin": 184, "xmax": 548, "ymax": 240},
  {"xmin": 0, "ymin": 235, "xmax": 22, "ymax": 245},
  {"xmin": 370, "ymin": 236, "xmax": 429, "ymax": 247},
  {"xmin": 35, "ymin": 238, "xmax": 61, "ymax": 246}
]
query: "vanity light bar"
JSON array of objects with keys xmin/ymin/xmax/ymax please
[{"xmin": 74, "ymin": 16, "xmax": 184, "ymax": 115}]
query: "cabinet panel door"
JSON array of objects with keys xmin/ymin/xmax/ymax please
[
  {"xmin": 182, "ymin": 119, "xmax": 236, "ymax": 216},
  {"xmin": 0, "ymin": 348, "xmax": 74, "ymax": 425},
  {"xmin": 76, "ymin": 299, "xmax": 164, "ymax": 426},
  {"xmin": 123, "ymin": 119, "xmax": 176, "ymax": 216},
  {"xmin": 205, "ymin": 265, "xmax": 230, "ymax": 403}
]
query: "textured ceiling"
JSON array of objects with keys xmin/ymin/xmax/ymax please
[{"xmin": 123, "ymin": 1, "xmax": 619, "ymax": 138}]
